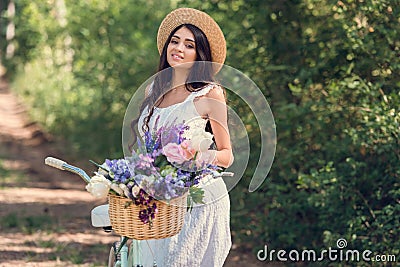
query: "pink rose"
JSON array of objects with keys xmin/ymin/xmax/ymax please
[
  {"xmin": 162, "ymin": 143, "xmax": 188, "ymax": 164},
  {"xmin": 180, "ymin": 140, "xmax": 196, "ymax": 160}
]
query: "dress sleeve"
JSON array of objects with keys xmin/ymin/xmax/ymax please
[{"xmin": 189, "ymin": 83, "xmax": 222, "ymax": 99}]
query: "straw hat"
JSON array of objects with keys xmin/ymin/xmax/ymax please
[{"xmin": 157, "ymin": 8, "xmax": 226, "ymax": 67}]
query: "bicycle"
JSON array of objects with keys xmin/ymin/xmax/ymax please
[{"xmin": 44, "ymin": 156, "xmax": 233, "ymax": 267}]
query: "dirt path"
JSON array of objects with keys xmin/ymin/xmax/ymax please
[{"xmin": 0, "ymin": 78, "xmax": 264, "ymax": 266}]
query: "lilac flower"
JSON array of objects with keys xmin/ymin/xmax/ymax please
[
  {"xmin": 160, "ymin": 123, "xmax": 188, "ymax": 146},
  {"xmin": 104, "ymin": 159, "xmax": 131, "ymax": 183}
]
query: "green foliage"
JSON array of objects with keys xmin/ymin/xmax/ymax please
[
  {"xmin": 0, "ymin": 212, "xmax": 56, "ymax": 234},
  {"xmin": 6, "ymin": 0, "xmax": 168, "ymax": 161},
  {"xmin": 22, "ymin": 237, "xmax": 108, "ymax": 265},
  {"xmin": 0, "ymin": 158, "xmax": 27, "ymax": 188},
  {"xmin": 183, "ymin": 0, "xmax": 400, "ymax": 257},
  {"xmin": 2, "ymin": 0, "xmax": 399, "ymax": 260}
]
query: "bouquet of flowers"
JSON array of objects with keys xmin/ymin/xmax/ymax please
[{"xmin": 85, "ymin": 118, "xmax": 219, "ymax": 227}]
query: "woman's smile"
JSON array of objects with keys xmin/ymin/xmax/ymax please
[{"xmin": 171, "ymin": 53, "xmax": 184, "ymax": 61}]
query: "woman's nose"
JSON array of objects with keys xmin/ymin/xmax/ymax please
[{"xmin": 176, "ymin": 42, "xmax": 184, "ymax": 52}]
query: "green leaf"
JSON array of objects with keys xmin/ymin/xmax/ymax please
[
  {"xmin": 89, "ymin": 159, "xmax": 109, "ymax": 172},
  {"xmin": 189, "ymin": 187, "xmax": 205, "ymax": 205}
]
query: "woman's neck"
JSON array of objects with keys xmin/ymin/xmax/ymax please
[{"xmin": 171, "ymin": 68, "xmax": 190, "ymax": 89}]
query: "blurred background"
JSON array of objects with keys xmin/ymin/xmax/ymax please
[{"xmin": 0, "ymin": 0, "xmax": 399, "ymax": 266}]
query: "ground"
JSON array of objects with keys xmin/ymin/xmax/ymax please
[{"xmin": 0, "ymin": 78, "xmax": 265, "ymax": 266}]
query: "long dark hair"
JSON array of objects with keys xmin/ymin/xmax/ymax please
[{"xmin": 131, "ymin": 24, "xmax": 217, "ymax": 142}]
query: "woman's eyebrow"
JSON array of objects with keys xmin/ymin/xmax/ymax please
[{"xmin": 172, "ymin": 35, "xmax": 195, "ymax": 43}]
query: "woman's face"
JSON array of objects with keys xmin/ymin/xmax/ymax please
[{"xmin": 167, "ymin": 26, "xmax": 197, "ymax": 69}]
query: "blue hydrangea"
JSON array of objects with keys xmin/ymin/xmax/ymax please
[{"xmin": 104, "ymin": 159, "xmax": 131, "ymax": 183}]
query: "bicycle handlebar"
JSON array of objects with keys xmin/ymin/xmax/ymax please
[
  {"xmin": 45, "ymin": 157, "xmax": 67, "ymax": 170},
  {"xmin": 45, "ymin": 156, "xmax": 234, "ymax": 184},
  {"xmin": 45, "ymin": 156, "xmax": 91, "ymax": 183},
  {"xmin": 211, "ymin": 171, "xmax": 234, "ymax": 178}
]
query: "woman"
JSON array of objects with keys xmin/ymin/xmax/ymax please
[{"xmin": 133, "ymin": 8, "xmax": 233, "ymax": 266}]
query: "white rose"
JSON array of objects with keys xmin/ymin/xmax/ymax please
[
  {"xmin": 131, "ymin": 185, "xmax": 140, "ymax": 197},
  {"xmin": 189, "ymin": 128, "xmax": 214, "ymax": 152},
  {"xmin": 119, "ymin": 183, "xmax": 131, "ymax": 198},
  {"xmin": 183, "ymin": 118, "xmax": 206, "ymax": 138},
  {"xmin": 86, "ymin": 174, "xmax": 111, "ymax": 198},
  {"xmin": 97, "ymin": 166, "xmax": 109, "ymax": 176},
  {"xmin": 110, "ymin": 183, "xmax": 124, "ymax": 195}
]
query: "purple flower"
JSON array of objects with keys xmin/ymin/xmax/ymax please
[
  {"xmin": 104, "ymin": 159, "xmax": 131, "ymax": 183},
  {"xmin": 144, "ymin": 121, "xmax": 187, "ymax": 152}
]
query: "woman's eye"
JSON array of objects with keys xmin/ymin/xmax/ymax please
[
  {"xmin": 171, "ymin": 40, "xmax": 178, "ymax": 44},
  {"xmin": 186, "ymin": 44, "xmax": 194, "ymax": 49}
]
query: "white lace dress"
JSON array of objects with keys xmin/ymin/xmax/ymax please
[{"xmin": 137, "ymin": 83, "xmax": 232, "ymax": 267}]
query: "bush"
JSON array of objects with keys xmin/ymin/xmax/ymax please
[
  {"xmin": 5, "ymin": 0, "xmax": 168, "ymax": 161},
  {"xmin": 3, "ymin": 0, "xmax": 399, "ymax": 260}
]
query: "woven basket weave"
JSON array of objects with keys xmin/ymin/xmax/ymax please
[{"xmin": 108, "ymin": 194, "xmax": 187, "ymax": 240}]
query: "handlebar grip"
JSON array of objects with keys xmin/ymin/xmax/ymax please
[
  {"xmin": 212, "ymin": 171, "xmax": 234, "ymax": 177},
  {"xmin": 45, "ymin": 157, "xmax": 67, "ymax": 170}
]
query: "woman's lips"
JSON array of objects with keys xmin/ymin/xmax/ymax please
[{"xmin": 172, "ymin": 54, "xmax": 184, "ymax": 60}]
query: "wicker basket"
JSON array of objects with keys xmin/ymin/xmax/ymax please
[{"xmin": 108, "ymin": 194, "xmax": 187, "ymax": 240}]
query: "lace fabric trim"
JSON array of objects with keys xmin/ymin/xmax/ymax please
[
  {"xmin": 149, "ymin": 82, "xmax": 219, "ymax": 99},
  {"xmin": 187, "ymin": 83, "xmax": 219, "ymax": 100}
]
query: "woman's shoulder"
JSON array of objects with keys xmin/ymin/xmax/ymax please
[
  {"xmin": 204, "ymin": 83, "xmax": 225, "ymax": 100},
  {"xmin": 192, "ymin": 83, "xmax": 225, "ymax": 100}
]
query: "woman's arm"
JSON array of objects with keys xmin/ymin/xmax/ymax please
[{"xmin": 199, "ymin": 85, "xmax": 234, "ymax": 168}]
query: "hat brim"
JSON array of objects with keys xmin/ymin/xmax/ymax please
[{"xmin": 157, "ymin": 8, "xmax": 226, "ymax": 68}]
